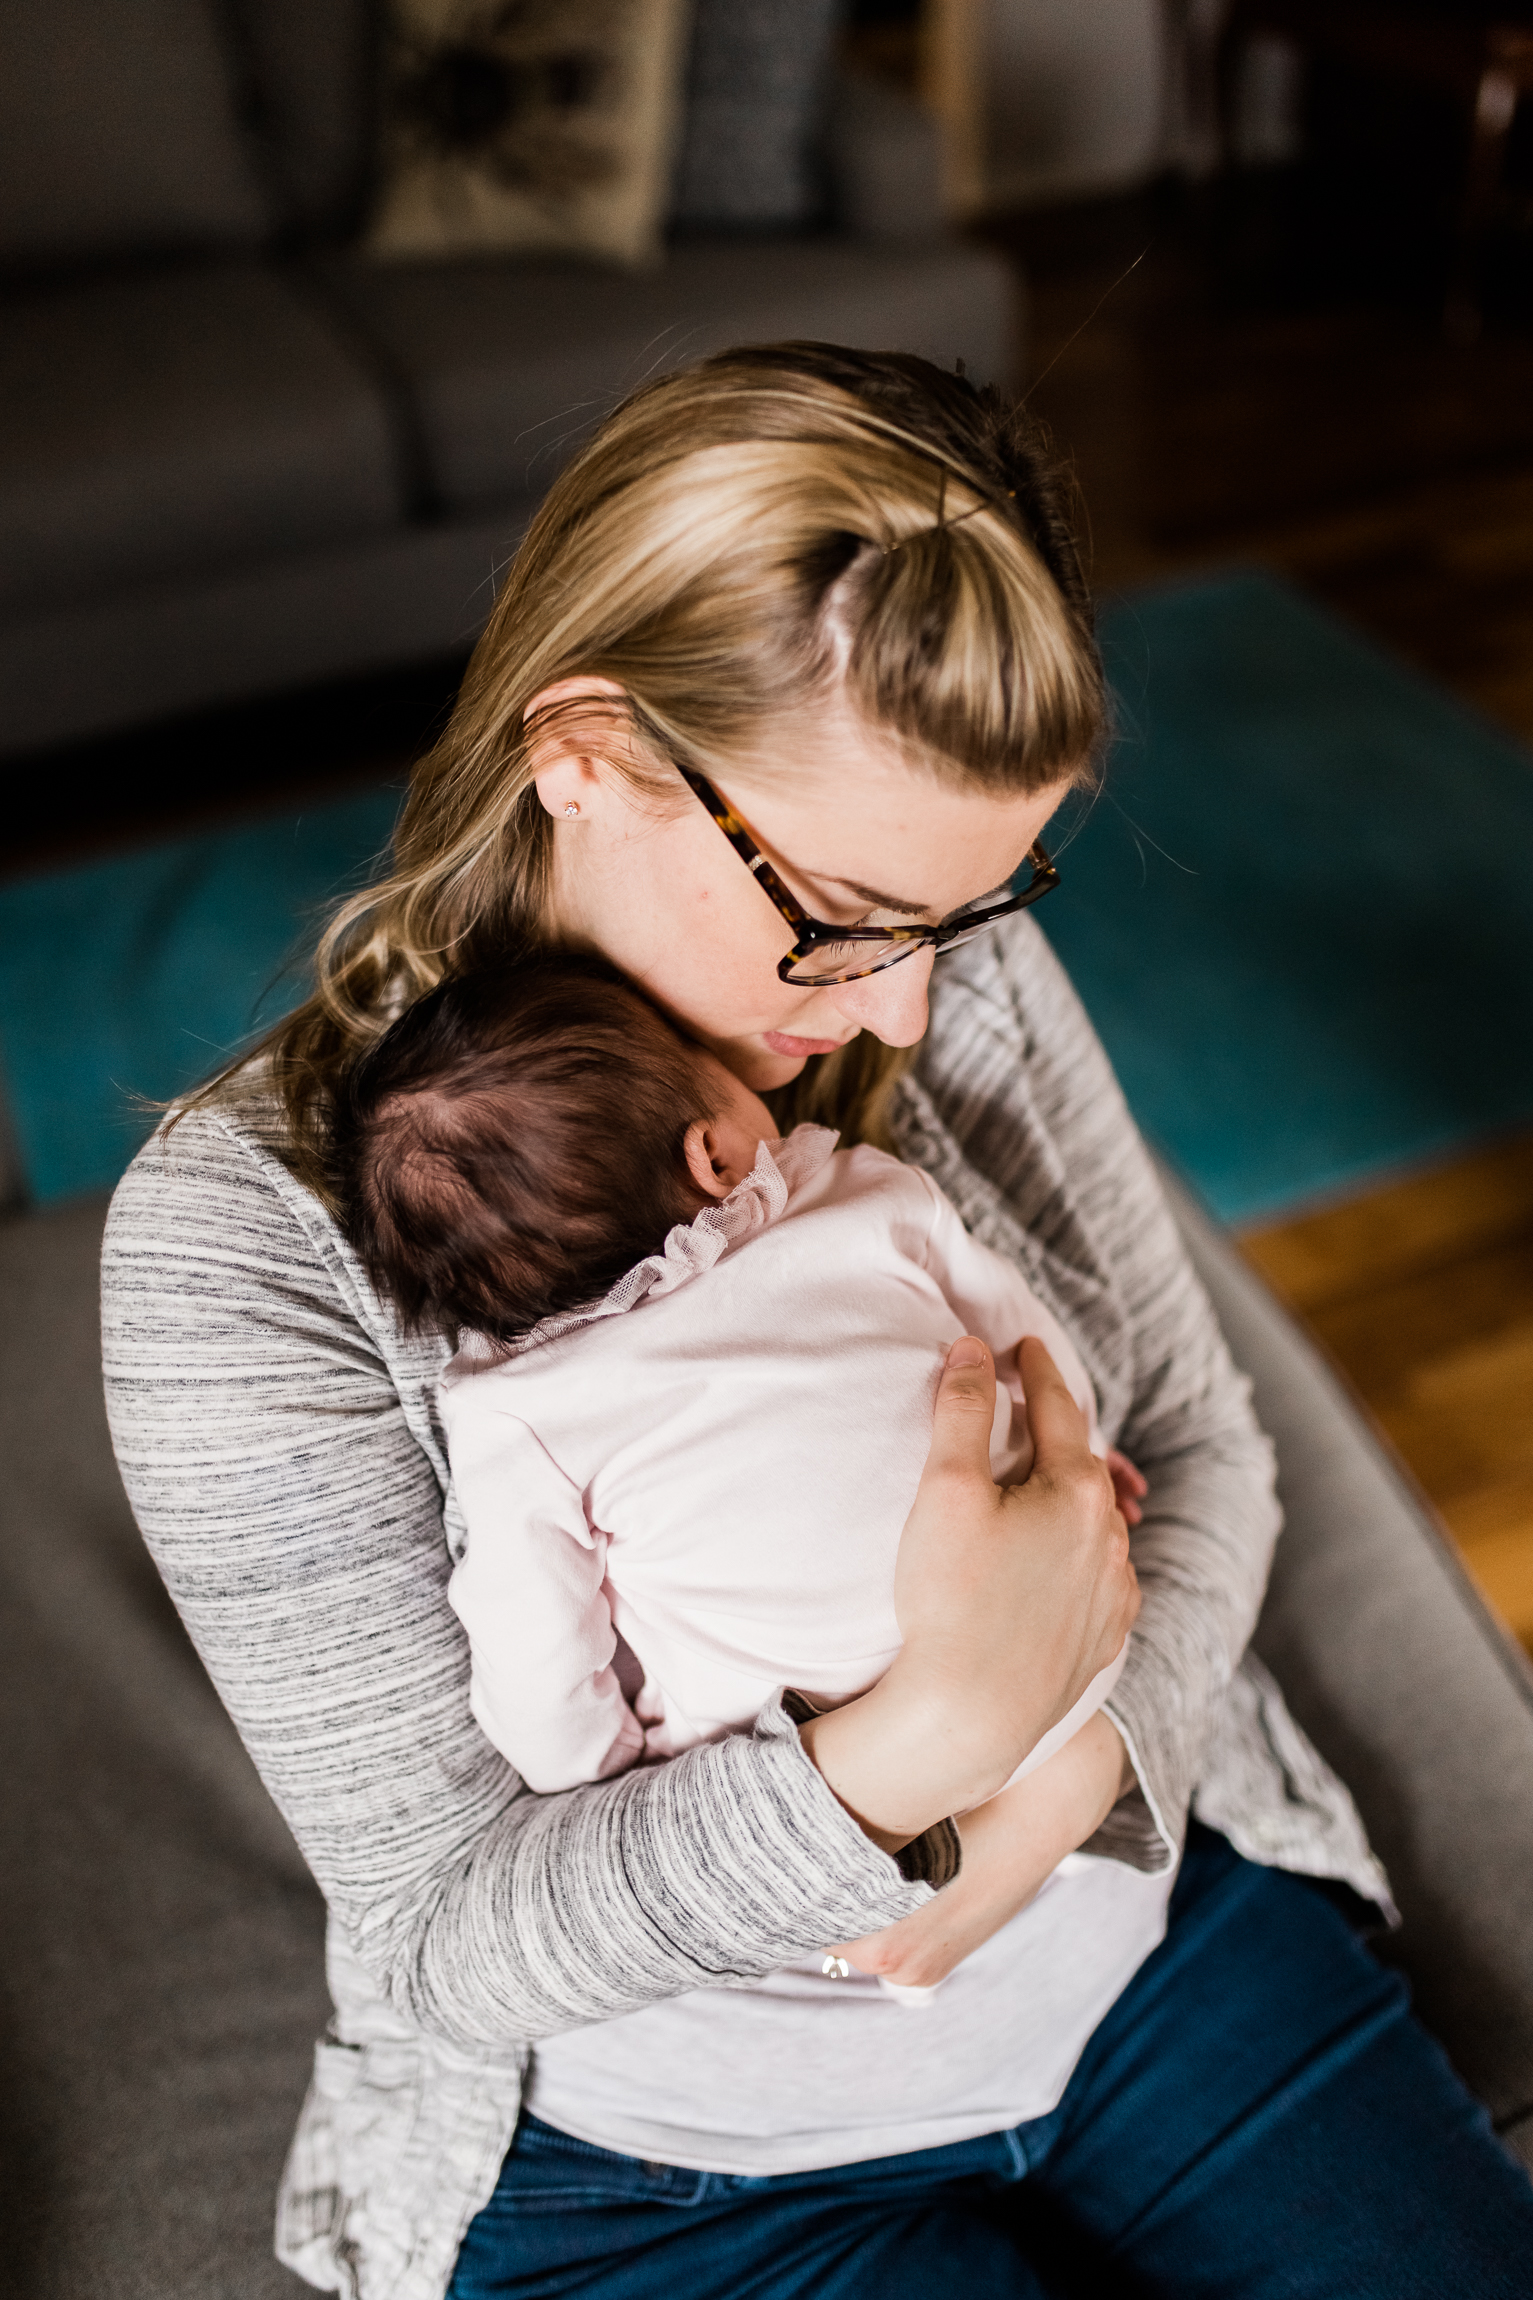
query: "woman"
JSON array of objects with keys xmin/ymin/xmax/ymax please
[{"xmin": 102, "ymin": 346, "xmax": 1533, "ymax": 2299}]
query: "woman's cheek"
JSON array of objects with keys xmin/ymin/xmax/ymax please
[
  {"xmin": 629, "ymin": 934, "xmax": 776, "ymax": 1041},
  {"xmin": 654, "ymin": 909, "xmax": 795, "ymax": 1031}
]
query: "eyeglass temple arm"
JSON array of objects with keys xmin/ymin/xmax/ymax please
[{"xmin": 676, "ymin": 764, "xmax": 816, "ymax": 931}]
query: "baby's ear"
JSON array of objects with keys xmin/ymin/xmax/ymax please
[{"xmin": 682, "ymin": 1118, "xmax": 731, "ymax": 1200}]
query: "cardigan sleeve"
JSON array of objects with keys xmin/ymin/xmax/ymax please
[
  {"xmin": 100, "ymin": 1108, "xmax": 932, "ymax": 2054},
  {"xmin": 909, "ymin": 916, "xmax": 1283, "ymax": 1873}
]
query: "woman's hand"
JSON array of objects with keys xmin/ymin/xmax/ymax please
[
  {"xmin": 828, "ymin": 1711, "xmax": 1131, "ymax": 1988},
  {"xmin": 799, "ymin": 1336, "xmax": 1138, "ymax": 1851}
]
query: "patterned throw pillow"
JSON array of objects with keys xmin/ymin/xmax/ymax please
[
  {"xmin": 366, "ymin": 0, "xmax": 691, "ymax": 267},
  {"xmin": 669, "ymin": 0, "xmax": 842, "ymax": 230}
]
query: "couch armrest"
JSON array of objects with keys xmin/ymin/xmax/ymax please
[
  {"xmin": 826, "ymin": 72, "xmax": 947, "ymax": 244},
  {"xmin": 1156, "ymin": 1157, "xmax": 1533, "ymax": 2166}
]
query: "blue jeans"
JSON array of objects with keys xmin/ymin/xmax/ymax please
[{"xmin": 450, "ymin": 1826, "xmax": 1533, "ymax": 2298}]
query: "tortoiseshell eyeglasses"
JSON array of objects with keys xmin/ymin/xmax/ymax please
[{"xmin": 675, "ymin": 763, "xmax": 1061, "ymax": 988}]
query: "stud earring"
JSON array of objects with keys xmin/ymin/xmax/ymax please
[{"xmin": 563, "ymin": 802, "xmax": 580, "ymax": 818}]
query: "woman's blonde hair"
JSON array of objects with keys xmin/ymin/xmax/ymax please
[{"xmin": 197, "ymin": 343, "xmax": 1105, "ymax": 1202}]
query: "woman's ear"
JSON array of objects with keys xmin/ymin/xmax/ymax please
[
  {"xmin": 525, "ymin": 675, "xmax": 627, "ymax": 822},
  {"xmin": 683, "ymin": 1119, "xmax": 732, "ymax": 1200},
  {"xmin": 530, "ymin": 750, "xmax": 603, "ymax": 822}
]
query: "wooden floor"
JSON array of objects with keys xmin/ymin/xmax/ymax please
[
  {"xmin": 990, "ymin": 188, "xmax": 1533, "ymax": 1654},
  {"xmin": 1244, "ymin": 1138, "xmax": 1533, "ymax": 1651}
]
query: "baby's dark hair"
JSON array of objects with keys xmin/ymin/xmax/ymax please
[{"xmin": 332, "ymin": 954, "xmax": 722, "ymax": 1343}]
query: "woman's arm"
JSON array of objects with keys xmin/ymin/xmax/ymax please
[
  {"xmin": 906, "ymin": 915, "xmax": 1283, "ymax": 1871},
  {"xmin": 102, "ymin": 1108, "xmax": 934, "ymax": 2052}
]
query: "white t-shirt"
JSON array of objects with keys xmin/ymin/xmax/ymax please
[{"xmin": 442, "ymin": 1126, "xmax": 1120, "ymax": 1792}]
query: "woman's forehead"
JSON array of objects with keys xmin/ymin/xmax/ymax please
[{"xmin": 725, "ymin": 715, "xmax": 1067, "ymax": 912}]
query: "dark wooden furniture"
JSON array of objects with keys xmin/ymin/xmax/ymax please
[{"xmin": 1219, "ymin": 1, "xmax": 1533, "ymax": 334}]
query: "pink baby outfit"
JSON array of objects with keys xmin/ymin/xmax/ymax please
[{"xmin": 443, "ymin": 1125, "xmax": 1125, "ymax": 1800}]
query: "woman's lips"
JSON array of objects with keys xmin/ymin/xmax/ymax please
[{"xmin": 762, "ymin": 1030, "xmax": 852, "ymax": 1057}]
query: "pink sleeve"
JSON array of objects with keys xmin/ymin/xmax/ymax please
[
  {"xmin": 916, "ymin": 1171, "xmax": 1104, "ymax": 1453},
  {"xmin": 445, "ymin": 1394, "xmax": 644, "ymax": 1794}
]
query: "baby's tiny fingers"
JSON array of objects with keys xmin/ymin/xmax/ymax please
[{"xmin": 1106, "ymin": 1448, "xmax": 1148, "ymax": 1497}]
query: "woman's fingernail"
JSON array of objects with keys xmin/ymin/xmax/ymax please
[{"xmin": 948, "ymin": 1338, "xmax": 986, "ymax": 1368}]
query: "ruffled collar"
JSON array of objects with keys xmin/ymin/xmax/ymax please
[{"xmin": 460, "ymin": 1124, "xmax": 839, "ymax": 1364}]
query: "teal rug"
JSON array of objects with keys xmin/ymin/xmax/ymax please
[
  {"xmin": 1040, "ymin": 571, "xmax": 1533, "ymax": 1221},
  {"xmin": 2, "ymin": 570, "xmax": 1530, "ymax": 1221},
  {"xmin": 0, "ymin": 788, "xmax": 403, "ymax": 1203}
]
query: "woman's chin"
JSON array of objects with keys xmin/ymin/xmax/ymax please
[{"xmin": 746, "ymin": 1047, "xmax": 809, "ymax": 1090}]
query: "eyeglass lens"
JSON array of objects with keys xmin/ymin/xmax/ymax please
[
  {"xmin": 779, "ymin": 938, "xmax": 926, "ymax": 986},
  {"xmin": 778, "ymin": 880, "xmax": 1051, "ymax": 985}
]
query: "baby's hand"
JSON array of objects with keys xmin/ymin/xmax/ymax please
[{"xmin": 1106, "ymin": 1449, "xmax": 1147, "ymax": 1527}]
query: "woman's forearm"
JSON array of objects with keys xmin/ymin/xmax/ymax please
[
  {"xmin": 908, "ymin": 919, "xmax": 1284, "ymax": 1873},
  {"xmin": 392, "ymin": 1701, "xmax": 935, "ymax": 2045},
  {"xmin": 796, "ymin": 1662, "xmax": 979, "ymax": 1851},
  {"xmin": 1089, "ymin": 1422, "xmax": 1279, "ymax": 1869}
]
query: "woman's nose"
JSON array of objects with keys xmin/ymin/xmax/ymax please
[{"xmin": 827, "ymin": 945, "xmax": 935, "ymax": 1046}]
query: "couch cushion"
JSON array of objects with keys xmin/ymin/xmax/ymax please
[
  {"xmin": 0, "ymin": 517, "xmax": 515, "ymax": 759},
  {"xmin": 0, "ymin": 1195, "xmax": 330, "ymax": 2295},
  {"xmin": 0, "ymin": 264, "xmax": 405, "ymax": 617},
  {"xmin": 0, "ymin": 0, "xmax": 272, "ymax": 271},
  {"xmin": 231, "ymin": 0, "xmax": 376, "ymax": 240},
  {"xmin": 670, "ymin": 0, "xmax": 842, "ymax": 228},
  {"xmin": 318, "ymin": 237, "xmax": 1018, "ymax": 516}
]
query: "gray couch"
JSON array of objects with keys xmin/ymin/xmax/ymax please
[
  {"xmin": 0, "ymin": 0, "xmax": 1015, "ymax": 760},
  {"xmin": 2, "ymin": 1170, "xmax": 1529, "ymax": 2296}
]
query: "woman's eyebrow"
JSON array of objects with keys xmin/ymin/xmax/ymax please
[{"xmin": 800, "ymin": 871, "xmax": 935, "ymax": 919}]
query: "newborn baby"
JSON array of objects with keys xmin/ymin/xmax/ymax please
[{"xmin": 336, "ymin": 955, "xmax": 1135, "ymax": 1816}]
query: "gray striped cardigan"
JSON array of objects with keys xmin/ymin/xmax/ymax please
[{"xmin": 101, "ymin": 916, "xmax": 1388, "ymax": 2300}]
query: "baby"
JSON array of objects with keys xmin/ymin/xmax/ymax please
[{"xmin": 336, "ymin": 955, "xmax": 1135, "ymax": 1840}]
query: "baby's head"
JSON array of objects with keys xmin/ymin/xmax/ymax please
[{"xmin": 334, "ymin": 954, "xmax": 776, "ymax": 1343}]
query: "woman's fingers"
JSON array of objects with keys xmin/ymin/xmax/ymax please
[
  {"xmin": 1107, "ymin": 1449, "xmax": 1149, "ymax": 1499},
  {"xmin": 922, "ymin": 1337, "xmax": 1002, "ymax": 1481},
  {"xmin": 1020, "ymin": 1335, "xmax": 1143, "ymax": 1548},
  {"xmin": 1016, "ymin": 1336, "xmax": 1093, "ymax": 1468}
]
